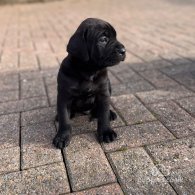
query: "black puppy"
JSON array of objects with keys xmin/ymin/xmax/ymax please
[{"xmin": 53, "ymin": 18, "xmax": 125, "ymax": 149}]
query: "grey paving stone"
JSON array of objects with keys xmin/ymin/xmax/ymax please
[
  {"xmin": 160, "ymin": 53, "xmax": 192, "ymax": 65},
  {"xmin": 126, "ymin": 78, "xmax": 155, "ymax": 93},
  {"xmin": 47, "ymin": 84, "xmax": 57, "ymax": 106},
  {"xmin": 68, "ymin": 183, "xmax": 124, "ymax": 195},
  {"xmin": 20, "ymin": 70, "xmax": 42, "ymax": 80},
  {"xmin": 111, "ymin": 95, "xmax": 156, "ymax": 125},
  {"xmin": 0, "ymin": 90, "xmax": 19, "ymax": 103},
  {"xmin": 108, "ymin": 148, "xmax": 176, "ymax": 195},
  {"xmin": 110, "ymin": 64, "xmax": 155, "ymax": 94},
  {"xmin": 41, "ymin": 67, "xmax": 58, "ymax": 78},
  {"xmin": 64, "ymin": 133, "xmax": 116, "ymax": 191},
  {"xmin": 44, "ymin": 75, "xmax": 57, "ymax": 86},
  {"xmin": 127, "ymin": 61, "xmax": 150, "ymax": 71},
  {"xmin": 131, "ymin": 59, "xmax": 173, "ymax": 71},
  {"xmin": 151, "ymin": 59, "xmax": 174, "ymax": 69},
  {"xmin": 0, "ymin": 96, "xmax": 48, "ymax": 115},
  {"xmin": 21, "ymin": 106, "xmax": 56, "ymax": 126},
  {"xmin": 139, "ymin": 69, "xmax": 179, "ymax": 88},
  {"xmin": 110, "ymin": 64, "xmax": 141, "ymax": 83},
  {"xmin": 21, "ymin": 122, "xmax": 62, "ymax": 169},
  {"xmin": 103, "ymin": 121, "xmax": 175, "ymax": 152},
  {"xmin": 146, "ymin": 137, "xmax": 195, "ymax": 175},
  {"xmin": 172, "ymin": 71, "xmax": 195, "ymax": 92},
  {"xmin": 0, "ymin": 147, "xmax": 20, "ymax": 174},
  {"xmin": 148, "ymin": 101, "xmax": 195, "ymax": 138},
  {"xmin": 0, "ymin": 162, "xmax": 70, "ymax": 195},
  {"xmin": 108, "ymin": 71, "xmax": 120, "ymax": 85},
  {"xmin": 0, "ymin": 73, "xmax": 19, "ymax": 91},
  {"xmin": 176, "ymin": 96, "xmax": 195, "ymax": 117},
  {"xmin": 109, "ymin": 62, "xmax": 133, "ymax": 74},
  {"xmin": 0, "ymin": 171, "xmax": 22, "ymax": 195},
  {"xmin": 111, "ymin": 84, "xmax": 130, "ymax": 96},
  {"xmin": 0, "ymin": 113, "xmax": 20, "ymax": 149},
  {"xmin": 160, "ymin": 63, "xmax": 195, "ymax": 76},
  {"xmin": 167, "ymin": 167, "xmax": 195, "ymax": 195},
  {"xmin": 132, "ymin": 49, "xmax": 160, "ymax": 63},
  {"xmin": 21, "ymin": 78, "xmax": 46, "ymax": 99},
  {"xmin": 69, "ymin": 109, "xmax": 125, "ymax": 135},
  {"xmin": 136, "ymin": 87, "xmax": 194, "ymax": 104},
  {"xmin": 20, "ymin": 68, "xmax": 58, "ymax": 82}
]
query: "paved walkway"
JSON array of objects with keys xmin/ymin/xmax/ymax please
[{"xmin": 0, "ymin": 0, "xmax": 195, "ymax": 194}]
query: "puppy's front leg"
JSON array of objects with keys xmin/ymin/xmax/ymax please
[
  {"xmin": 53, "ymin": 95, "xmax": 72, "ymax": 149},
  {"xmin": 97, "ymin": 89, "xmax": 117, "ymax": 143}
]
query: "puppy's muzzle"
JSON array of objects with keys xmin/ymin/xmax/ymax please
[{"xmin": 116, "ymin": 46, "xmax": 126, "ymax": 61}]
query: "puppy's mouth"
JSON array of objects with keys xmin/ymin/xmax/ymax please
[
  {"xmin": 104, "ymin": 57, "xmax": 125, "ymax": 67},
  {"xmin": 114, "ymin": 52, "xmax": 126, "ymax": 64},
  {"xmin": 119, "ymin": 53, "xmax": 126, "ymax": 61},
  {"xmin": 98, "ymin": 51, "xmax": 126, "ymax": 68}
]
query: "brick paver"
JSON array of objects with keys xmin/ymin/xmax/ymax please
[
  {"xmin": 68, "ymin": 183, "xmax": 123, "ymax": 195},
  {"xmin": 146, "ymin": 137, "xmax": 195, "ymax": 175},
  {"xmin": 0, "ymin": 0, "xmax": 195, "ymax": 194},
  {"xmin": 21, "ymin": 106, "xmax": 56, "ymax": 126},
  {"xmin": 167, "ymin": 168, "xmax": 195, "ymax": 195},
  {"xmin": 111, "ymin": 94, "xmax": 156, "ymax": 125},
  {"xmin": 21, "ymin": 122, "xmax": 63, "ymax": 169},
  {"xmin": 103, "ymin": 121, "xmax": 175, "ymax": 152},
  {"xmin": 0, "ymin": 96, "xmax": 48, "ymax": 115},
  {"xmin": 64, "ymin": 133, "xmax": 116, "ymax": 191},
  {"xmin": 20, "ymin": 77, "xmax": 46, "ymax": 99},
  {"xmin": 148, "ymin": 101, "xmax": 195, "ymax": 137},
  {"xmin": 176, "ymin": 96, "xmax": 195, "ymax": 117},
  {"xmin": 0, "ymin": 162, "xmax": 70, "ymax": 195},
  {"xmin": 0, "ymin": 147, "xmax": 20, "ymax": 174},
  {"xmin": 0, "ymin": 113, "xmax": 20, "ymax": 149},
  {"xmin": 108, "ymin": 148, "xmax": 176, "ymax": 194}
]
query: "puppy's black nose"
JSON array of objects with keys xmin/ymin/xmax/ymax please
[{"xmin": 117, "ymin": 47, "xmax": 126, "ymax": 56}]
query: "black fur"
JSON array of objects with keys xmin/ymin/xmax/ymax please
[{"xmin": 53, "ymin": 18, "xmax": 125, "ymax": 149}]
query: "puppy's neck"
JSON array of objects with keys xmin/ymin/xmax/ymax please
[{"xmin": 69, "ymin": 55, "xmax": 106, "ymax": 79}]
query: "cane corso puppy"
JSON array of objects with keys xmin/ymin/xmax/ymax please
[{"xmin": 53, "ymin": 18, "xmax": 126, "ymax": 149}]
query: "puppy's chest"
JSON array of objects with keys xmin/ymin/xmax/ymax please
[{"xmin": 78, "ymin": 80, "xmax": 97, "ymax": 97}]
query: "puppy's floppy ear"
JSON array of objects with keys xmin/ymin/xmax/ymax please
[{"xmin": 67, "ymin": 29, "xmax": 89, "ymax": 62}]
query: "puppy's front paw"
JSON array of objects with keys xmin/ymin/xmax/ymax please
[
  {"xmin": 110, "ymin": 110, "xmax": 117, "ymax": 121},
  {"xmin": 98, "ymin": 128, "xmax": 117, "ymax": 143},
  {"xmin": 53, "ymin": 133, "xmax": 71, "ymax": 149}
]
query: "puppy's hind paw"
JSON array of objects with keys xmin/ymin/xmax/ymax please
[
  {"xmin": 53, "ymin": 133, "xmax": 71, "ymax": 149},
  {"xmin": 98, "ymin": 128, "xmax": 117, "ymax": 143}
]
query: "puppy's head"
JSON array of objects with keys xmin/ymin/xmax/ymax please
[{"xmin": 67, "ymin": 18, "xmax": 126, "ymax": 70}]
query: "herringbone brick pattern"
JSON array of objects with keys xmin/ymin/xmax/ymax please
[{"xmin": 0, "ymin": 0, "xmax": 195, "ymax": 194}]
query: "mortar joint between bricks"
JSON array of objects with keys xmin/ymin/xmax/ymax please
[{"xmin": 143, "ymin": 146, "xmax": 179, "ymax": 195}]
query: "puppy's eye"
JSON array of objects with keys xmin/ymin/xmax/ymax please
[{"xmin": 98, "ymin": 36, "xmax": 109, "ymax": 44}]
